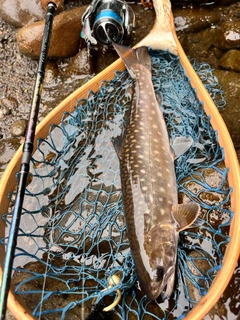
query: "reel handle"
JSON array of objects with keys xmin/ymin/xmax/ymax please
[{"xmin": 41, "ymin": 0, "xmax": 64, "ymax": 12}]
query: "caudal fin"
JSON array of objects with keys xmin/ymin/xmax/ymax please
[{"xmin": 113, "ymin": 42, "xmax": 152, "ymax": 77}]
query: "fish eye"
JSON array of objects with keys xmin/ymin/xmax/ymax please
[{"xmin": 153, "ymin": 267, "xmax": 164, "ymax": 282}]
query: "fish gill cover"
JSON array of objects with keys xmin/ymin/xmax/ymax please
[{"xmin": 1, "ymin": 49, "xmax": 231, "ymax": 319}]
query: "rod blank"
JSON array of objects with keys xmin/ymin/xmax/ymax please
[{"xmin": 0, "ymin": 3, "xmax": 57, "ymax": 319}]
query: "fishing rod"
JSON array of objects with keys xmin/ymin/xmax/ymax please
[{"xmin": 0, "ymin": 1, "xmax": 63, "ymax": 319}]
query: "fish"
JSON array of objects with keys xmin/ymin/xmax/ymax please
[{"xmin": 112, "ymin": 43, "xmax": 200, "ymax": 300}]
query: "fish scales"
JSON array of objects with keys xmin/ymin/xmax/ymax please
[{"xmin": 113, "ymin": 43, "xmax": 200, "ymax": 300}]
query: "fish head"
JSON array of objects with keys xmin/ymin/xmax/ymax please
[{"xmin": 142, "ymin": 226, "xmax": 178, "ymax": 300}]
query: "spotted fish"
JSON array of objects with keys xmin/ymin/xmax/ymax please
[{"xmin": 113, "ymin": 43, "xmax": 200, "ymax": 300}]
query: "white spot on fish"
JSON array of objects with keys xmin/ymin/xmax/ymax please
[
  {"xmin": 159, "ymin": 197, "xmax": 163, "ymax": 202},
  {"xmin": 160, "ymin": 187, "xmax": 165, "ymax": 192},
  {"xmin": 142, "ymin": 186, "xmax": 148, "ymax": 191},
  {"xmin": 160, "ymin": 209, "xmax": 165, "ymax": 214}
]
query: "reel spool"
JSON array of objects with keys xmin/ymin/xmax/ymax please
[{"xmin": 82, "ymin": 0, "xmax": 135, "ymax": 46}]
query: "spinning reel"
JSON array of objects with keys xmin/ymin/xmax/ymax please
[{"xmin": 81, "ymin": 0, "xmax": 135, "ymax": 46}]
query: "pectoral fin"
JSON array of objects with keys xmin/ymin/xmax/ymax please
[
  {"xmin": 113, "ymin": 136, "xmax": 125, "ymax": 158},
  {"xmin": 172, "ymin": 202, "xmax": 200, "ymax": 231},
  {"xmin": 171, "ymin": 136, "xmax": 193, "ymax": 159}
]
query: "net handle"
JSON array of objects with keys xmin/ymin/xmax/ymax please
[{"xmin": 170, "ymin": 12, "xmax": 240, "ymax": 320}]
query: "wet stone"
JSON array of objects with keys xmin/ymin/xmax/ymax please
[
  {"xmin": 214, "ymin": 69, "xmax": 240, "ymax": 149},
  {"xmin": 65, "ymin": 48, "xmax": 94, "ymax": 76},
  {"xmin": 0, "ymin": 138, "xmax": 20, "ymax": 164},
  {"xmin": 17, "ymin": 6, "xmax": 88, "ymax": 59},
  {"xmin": 0, "ymin": 0, "xmax": 45, "ymax": 28},
  {"xmin": 173, "ymin": 7, "xmax": 221, "ymax": 33},
  {"xmin": 0, "ymin": 106, "xmax": 10, "ymax": 119},
  {"xmin": 10, "ymin": 119, "xmax": 27, "ymax": 137},
  {"xmin": 213, "ymin": 21, "xmax": 240, "ymax": 50},
  {"xmin": 44, "ymin": 61, "xmax": 59, "ymax": 84},
  {"xmin": 0, "ymin": 96, "xmax": 18, "ymax": 110},
  {"xmin": 218, "ymin": 49, "xmax": 240, "ymax": 72}
]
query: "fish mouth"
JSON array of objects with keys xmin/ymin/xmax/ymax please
[
  {"xmin": 160, "ymin": 267, "xmax": 176, "ymax": 300},
  {"xmin": 145, "ymin": 266, "xmax": 175, "ymax": 301}
]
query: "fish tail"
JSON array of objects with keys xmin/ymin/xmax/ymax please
[{"xmin": 113, "ymin": 43, "xmax": 152, "ymax": 77}]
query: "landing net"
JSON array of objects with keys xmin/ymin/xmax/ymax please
[{"xmin": 1, "ymin": 49, "xmax": 231, "ymax": 319}]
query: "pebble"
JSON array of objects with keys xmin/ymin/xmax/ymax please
[
  {"xmin": 0, "ymin": 0, "xmax": 45, "ymax": 28},
  {"xmin": 0, "ymin": 96, "xmax": 18, "ymax": 109},
  {"xmin": 0, "ymin": 96, "xmax": 17, "ymax": 118},
  {"xmin": 0, "ymin": 106, "xmax": 10, "ymax": 119},
  {"xmin": 10, "ymin": 119, "xmax": 28, "ymax": 137},
  {"xmin": 44, "ymin": 61, "xmax": 59, "ymax": 84},
  {"xmin": 0, "ymin": 138, "xmax": 20, "ymax": 164},
  {"xmin": 17, "ymin": 6, "xmax": 88, "ymax": 59}
]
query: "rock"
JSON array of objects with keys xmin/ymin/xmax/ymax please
[
  {"xmin": 65, "ymin": 48, "xmax": 94, "ymax": 76},
  {"xmin": 0, "ymin": 0, "xmax": 45, "ymax": 28},
  {"xmin": 10, "ymin": 119, "xmax": 27, "ymax": 137},
  {"xmin": 0, "ymin": 107, "xmax": 10, "ymax": 119},
  {"xmin": 17, "ymin": 6, "xmax": 88, "ymax": 59},
  {"xmin": 218, "ymin": 49, "xmax": 240, "ymax": 72},
  {"xmin": 44, "ymin": 61, "xmax": 59, "ymax": 84},
  {"xmin": 0, "ymin": 138, "xmax": 20, "ymax": 164},
  {"xmin": 0, "ymin": 96, "xmax": 18, "ymax": 109},
  {"xmin": 173, "ymin": 7, "xmax": 221, "ymax": 33},
  {"xmin": 0, "ymin": 96, "xmax": 17, "ymax": 118},
  {"xmin": 213, "ymin": 21, "xmax": 240, "ymax": 50},
  {"xmin": 214, "ymin": 69, "xmax": 240, "ymax": 149}
]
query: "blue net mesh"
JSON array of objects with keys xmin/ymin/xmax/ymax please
[{"xmin": 1, "ymin": 49, "xmax": 232, "ymax": 319}]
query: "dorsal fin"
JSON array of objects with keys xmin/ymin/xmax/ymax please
[{"xmin": 172, "ymin": 202, "xmax": 200, "ymax": 231}]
